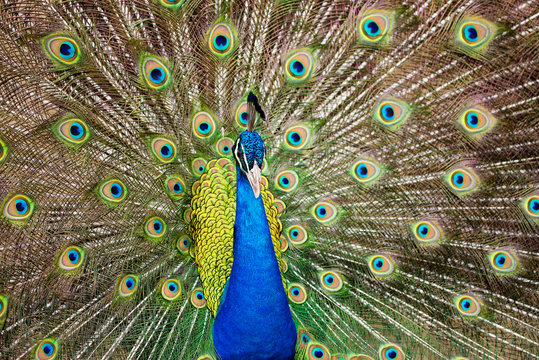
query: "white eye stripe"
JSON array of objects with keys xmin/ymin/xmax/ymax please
[{"xmin": 234, "ymin": 139, "xmax": 248, "ymax": 174}]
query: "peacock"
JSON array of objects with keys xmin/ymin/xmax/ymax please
[{"xmin": 0, "ymin": 0, "xmax": 537, "ymax": 359}]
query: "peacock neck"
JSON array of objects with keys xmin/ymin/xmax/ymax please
[{"xmin": 211, "ymin": 165, "xmax": 297, "ymax": 360}]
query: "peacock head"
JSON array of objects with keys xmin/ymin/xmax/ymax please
[
  {"xmin": 232, "ymin": 91, "xmax": 266, "ymax": 198},
  {"xmin": 233, "ymin": 130, "xmax": 265, "ymax": 198}
]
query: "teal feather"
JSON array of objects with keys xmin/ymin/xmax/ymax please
[{"xmin": 0, "ymin": 1, "xmax": 538, "ymax": 359}]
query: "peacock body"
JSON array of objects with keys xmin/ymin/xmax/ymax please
[{"xmin": 0, "ymin": 0, "xmax": 538, "ymax": 359}]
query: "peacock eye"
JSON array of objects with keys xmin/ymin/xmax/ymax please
[
  {"xmin": 284, "ymin": 125, "xmax": 310, "ymax": 150},
  {"xmin": 58, "ymin": 246, "xmax": 85, "ymax": 271},
  {"xmin": 489, "ymin": 250, "xmax": 517, "ymax": 274},
  {"xmin": 275, "ymin": 170, "xmax": 299, "ymax": 192},
  {"xmin": 458, "ymin": 20, "xmax": 493, "ymax": 47},
  {"xmin": 379, "ymin": 344, "xmax": 405, "ymax": 360},
  {"xmin": 287, "ymin": 225, "xmax": 308, "ymax": 245},
  {"xmin": 35, "ymin": 339, "xmax": 58, "ymax": 360},
  {"xmin": 192, "ymin": 158, "xmax": 207, "ymax": 176},
  {"xmin": 98, "ymin": 179, "xmax": 127, "ymax": 203},
  {"xmin": 374, "ymin": 99, "xmax": 411, "ymax": 129},
  {"xmin": 311, "ymin": 202, "xmax": 337, "ymax": 224},
  {"xmin": 176, "ymin": 235, "xmax": 190, "ymax": 254},
  {"xmin": 150, "ymin": 137, "xmax": 177, "ymax": 164},
  {"xmin": 44, "ymin": 35, "xmax": 80, "ymax": 65},
  {"xmin": 287, "ymin": 283, "xmax": 307, "ymax": 304},
  {"xmin": 285, "ymin": 49, "xmax": 314, "ymax": 83},
  {"xmin": 209, "ymin": 22, "xmax": 235, "ymax": 57},
  {"xmin": 55, "ymin": 118, "xmax": 91, "ymax": 147},
  {"xmin": 165, "ymin": 175, "xmax": 185, "ymax": 199},
  {"xmin": 216, "ymin": 137, "xmax": 234, "ymax": 156},
  {"xmin": 3, "ymin": 194, "xmax": 34, "ymax": 221},
  {"xmin": 455, "ymin": 295, "xmax": 481, "ymax": 317},
  {"xmin": 320, "ymin": 271, "xmax": 343, "ymax": 292},
  {"xmin": 446, "ymin": 167, "xmax": 478, "ymax": 194},
  {"xmin": 307, "ymin": 343, "xmax": 330, "ymax": 360},
  {"xmin": 368, "ymin": 255, "xmax": 394, "ymax": 277},
  {"xmin": 523, "ymin": 195, "xmax": 539, "ymax": 218},
  {"xmin": 412, "ymin": 220, "xmax": 442, "ymax": 244},
  {"xmin": 192, "ymin": 111, "xmax": 216, "ymax": 139},
  {"xmin": 142, "ymin": 57, "xmax": 170, "ymax": 89},
  {"xmin": 145, "ymin": 216, "xmax": 167, "ymax": 239},
  {"xmin": 234, "ymin": 101, "xmax": 251, "ymax": 128},
  {"xmin": 191, "ymin": 288, "xmax": 206, "ymax": 308},
  {"xmin": 351, "ymin": 159, "xmax": 382, "ymax": 184},
  {"xmin": 459, "ymin": 107, "xmax": 495, "ymax": 135},
  {"xmin": 359, "ymin": 12, "xmax": 391, "ymax": 43},
  {"xmin": 161, "ymin": 279, "xmax": 181, "ymax": 301},
  {"xmin": 119, "ymin": 275, "xmax": 138, "ymax": 297}
]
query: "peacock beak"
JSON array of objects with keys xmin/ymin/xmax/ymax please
[{"xmin": 246, "ymin": 163, "xmax": 262, "ymax": 198}]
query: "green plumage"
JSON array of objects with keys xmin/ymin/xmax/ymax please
[{"xmin": 0, "ymin": 0, "xmax": 538, "ymax": 359}]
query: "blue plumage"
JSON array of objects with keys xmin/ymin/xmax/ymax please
[{"xmin": 212, "ymin": 164, "xmax": 297, "ymax": 360}]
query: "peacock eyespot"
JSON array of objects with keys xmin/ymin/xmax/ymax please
[
  {"xmin": 3, "ymin": 194, "xmax": 34, "ymax": 221},
  {"xmin": 288, "ymin": 283, "xmax": 307, "ymax": 304},
  {"xmin": 359, "ymin": 12, "xmax": 391, "ymax": 43},
  {"xmin": 58, "ymin": 246, "xmax": 85, "ymax": 271},
  {"xmin": 145, "ymin": 216, "xmax": 167, "ymax": 239},
  {"xmin": 161, "ymin": 279, "xmax": 181, "ymax": 301},
  {"xmin": 35, "ymin": 339, "xmax": 58, "ymax": 360},
  {"xmin": 298, "ymin": 329, "xmax": 314, "ymax": 349},
  {"xmin": 368, "ymin": 255, "xmax": 395, "ymax": 277},
  {"xmin": 412, "ymin": 220, "xmax": 442, "ymax": 244},
  {"xmin": 320, "ymin": 271, "xmax": 343, "ymax": 292},
  {"xmin": 191, "ymin": 288, "xmax": 206, "ymax": 308},
  {"xmin": 141, "ymin": 57, "xmax": 171, "ymax": 89},
  {"xmin": 44, "ymin": 35, "xmax": 80, "ymax": 65},
  {"xmin": 150, "ymin": 137, "xmax": 177, "ymax": 164},
  {"xmin": 374, "ymin": 99, "xmax": 411, "ymax": 129},
  {"xmin": 287, "ymin": 225, "xmax": 308, "ymax": 245},
  {"xmin": 351, "ymin": 159, "xmax": 381, "ymax": 184},
  {"xmin": 216, "ymin": 137, "xmax": 234, "ymax": 156},
  {"xmin": 284, "ymin": 125, "xmax": 310, "ymax": 150},
  {"xmin": 311, "ymin": 201, "xmax": 337, "ymax": 224},
  {"xmin": 234, "ymin": 101, "xmax": 252, "ymax": 128},
  {"xmin": 307, "ymin": 343, "xmax": 330, "ymax": 360},
  {"xmin": 192, "ymin": 112, "xmax": 217, "ymax": 139},
  {"xmin": 275, "ymin": 170, "xmax": 299, "ymax": 192},
  {"xmin": 523, "ymin": 195, "xmax": 539, "ymax": 218},
  {"xmin": 455, "ymin": 295, "xmax": 481, "ymax": 317},
  {"xmin": 54, "ymin": 118, "xmax": 91, "ymax": 147},
  {"xmin": 488, "ymin": 250, "xmax": 517, "ymax": 274},
  {"xmin": 285, "ymin": 50, "xmax": 314, "ymax": 83},
  {"xmin": 459, "ymin": 107, "xmax": 495, "ymax": 136},
  {"xmin": 446, "ymin": 167, "xmax": 478, "ymax": 194},
  {"xmin": 379, "ymin": 344, "xmax": 404, "ymax": 360},
  {"xmin": 208, "ymin": 22, "xmax": 235, "ymax": 58},
  {"xmin": 118, "ymin": 275, "xmax": 138, "ymax": 297},
  {"xmin": 98, "ymin": 179, "xmax": 127, "ymax": 203},
  {"xmin": 176, "ymin": 235, "xmax": 190, "ymax": 254},
  {"xmin": 350, "ymin": 356, "xmax": 375, "ymax": 360},
  {"xmin": 457, "ymin": 19, "xmax": 493, "ymax": 48},
  {"xmin": 192, "ymin": 158, "xmax": 208, "ymax": 176},
  {"xmin": 165, "ymin": 175, "xmax": 186, "ymax": 199}
]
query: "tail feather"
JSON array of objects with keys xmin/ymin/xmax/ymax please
[{"xmin": 0, "ymin": 0, "xmax": 538, "ymax": 359}]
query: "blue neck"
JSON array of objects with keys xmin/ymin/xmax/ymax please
[{"xmin": 212, "ymin": 166, "xmax": 297, "ymax": 360}]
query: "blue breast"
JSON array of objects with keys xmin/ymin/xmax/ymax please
[{"xmin": 212, "ymin": 167, "xmax": 297, "ymax": 360}]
